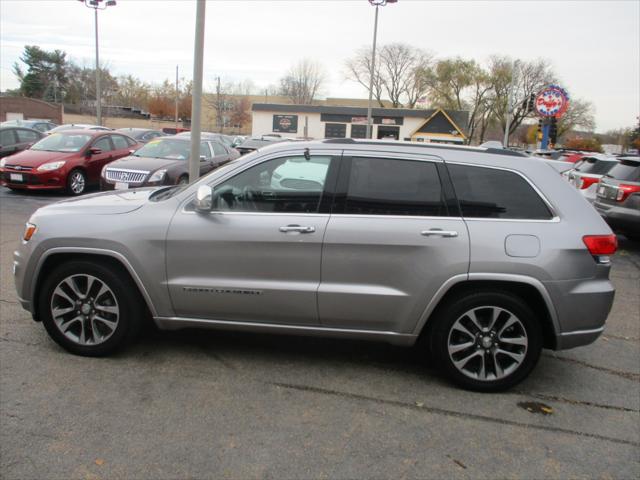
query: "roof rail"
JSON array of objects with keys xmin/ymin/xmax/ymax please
[{"xmin": 321, "ymin": 138, "xmax": 528, "ymax": 157}]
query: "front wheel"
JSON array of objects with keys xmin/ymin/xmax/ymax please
[
  {"xmin": 66, "ymin": 169, "xmax": 87, "ymax": 195},
  {"xmin": 431, "ymin": 291, "xmax": 542, "ymax": 392},
  {"xmin": 38, "ymin": 261, "xmax": 143, "ymax": 356}
]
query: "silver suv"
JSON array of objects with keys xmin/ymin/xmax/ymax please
[{"xmin": 13, "ymin": 139, "xmax": 617, "ymax": 391}]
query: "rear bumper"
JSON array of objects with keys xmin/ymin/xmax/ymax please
[
  {"xmin": 555, "ymin": 327, "xmax": 604, "ymax": 350},
  {"xmin": 544, "ymin": 278, "xmax": 615, "ymax": 350}
]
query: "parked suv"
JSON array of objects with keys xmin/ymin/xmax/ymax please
[
  {"xmin": 13, "ymin": 139, "xmax": 617, "ymax": 391},
  {"xmin": 567, "ymin": 155, "xmax": 619, "ymax": 203},
  {"xmin": 593, "ymin": 156, "xmax": 640, "ymax": 240}
]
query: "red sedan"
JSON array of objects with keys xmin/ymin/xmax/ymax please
[{"xmin": 0, "ymin": 130, "xmax": 141, "ymax": 195}]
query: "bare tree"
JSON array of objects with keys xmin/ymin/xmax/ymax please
[
  {"xmin": 279, "ymin": 59, "xmax": 326, "ymax": 105},
  {"xmin": 558, "ymin": 98, "xmax": 595, "ymax": 137},
  {"xmin": 489, "ymin": 56, "xmax": 556, "ymax": 138},
  {"xmin": 345, "ymin": 43, "xmax": 432, "ymax": 108}
]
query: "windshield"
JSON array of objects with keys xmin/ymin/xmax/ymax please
[
  {"xmin": 575, "ymin": 158, "xmax": 618, "ymax": 175},
  {"xmin": 133, "ymin": 138, "xmax": 191, "ymax": 160},
  {"xmin": 31, "ymin": 133, "xmax": 92, "ymax": 152},
  {"xmin": 606, "ymin": 160, "xmax": 640, "ymax": 182}
]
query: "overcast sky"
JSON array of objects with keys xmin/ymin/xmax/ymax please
[{"xmin": 1, "ymin": 0, "xmax": 638, "ymax": 132}]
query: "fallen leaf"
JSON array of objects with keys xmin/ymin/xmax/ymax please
[
  {"xmin": 95, "ymin": 459, "xmax": 104, "ymax": 466},
  {"xmin": 415, "ymin": 402, "xmax": 424, "ymax": 408}
]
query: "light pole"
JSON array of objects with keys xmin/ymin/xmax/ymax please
[
  {"xmin": 78, "ymin": 0, "xmax": 116, "ymax": 126},
  {"xmin": 365, "ymin": 0, "xmax": 397, "ymax": 139},
  {"xmin": 189, "ymin": 0, "xmax": 206, "ymax": 183}
]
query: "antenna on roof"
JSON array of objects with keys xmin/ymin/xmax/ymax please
[{"xmin": 304, "ymin": 148, "xmax": 310, "ymax": 160}]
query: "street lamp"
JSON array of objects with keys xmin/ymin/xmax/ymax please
[
  {"xmin": 365, "ymin": 0, "xmax": 397, "ymax": 139},
  {"xmin": 78, "ymin": 0, "xmax": 117, "ymax": 126}
]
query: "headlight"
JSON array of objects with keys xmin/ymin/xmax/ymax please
[
  {"xmin": 148, "ymin": 169, "xmax": 167, "ymax": 182},
  {"xmin": 37, "ymin": 161, "xmax": 66, "ymax": 172},
  {"xmin": 101, "ymin": 165, "xmax": 109, "ymax": 178},
  {"xmin": 0, "ymin": 158, "xmax": 6, "ymax": 168}
]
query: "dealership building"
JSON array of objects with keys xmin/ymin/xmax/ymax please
[{"xmin": 251, "ymin": 103, "xmax": 469, "ymax": 144}]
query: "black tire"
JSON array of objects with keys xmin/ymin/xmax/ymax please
[
  {"xmin": 430, "ymin": 291, "xmax": 542, "ymax": 392},
  {"xmin": 38, "ymin": 260, "xmax": 143, "ymax": 356},
  {"xmin": 66, "ymin": 168, "xmax": 87, "ymax": 195}
]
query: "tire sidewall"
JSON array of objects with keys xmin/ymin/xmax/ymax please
[
  {"xmin": 38, "ymin": 261, "xmax": 141, "ymax": 356},
  {"xmin": 432, "ymin": 291, "xmax": 542, "ymax": 392}
]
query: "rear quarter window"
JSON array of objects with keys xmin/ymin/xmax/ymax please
[{"xmin": 448, "ymin": 164, "xmax": 553, "ymax": 220}]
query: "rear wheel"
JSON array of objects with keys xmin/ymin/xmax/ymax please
[
  {"xmin": 430, "ymin": 291, "xmax": 542, "ymax": 392},
  {"xmin": 66, "ymin": 169, "xmax": 87, "ymax": 195},
  {"xmin": 38, "ymin": 261, "xmax": 143, "ymax": 356}
]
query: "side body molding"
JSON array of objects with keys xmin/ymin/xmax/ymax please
[{"xmin": 30, "ymin": 247, "xmax": 158, "ymax": 317}]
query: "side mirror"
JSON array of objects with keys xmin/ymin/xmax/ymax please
[
  {"xmin": 199, "ymin": 155, "xmax": 207, "ymax": 162},
  {"xmin": 128, "ymin": 149, "xmax": 135, "ymax": 154},
  {"xmin": 195, "ymin": 185, "xmax": 213, "ymax": 212},
  {"xmin": 88, "ymin": 147, "xmax": 102, "ymax": 156}
]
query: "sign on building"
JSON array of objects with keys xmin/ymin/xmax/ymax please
[{"xmin": 273, "ymin": 114, "xmax": 298, "ymax": 133}]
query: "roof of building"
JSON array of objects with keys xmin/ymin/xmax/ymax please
[{"xmin": 251, "ymin": 103, "xmax": 469, "ymax": 133}]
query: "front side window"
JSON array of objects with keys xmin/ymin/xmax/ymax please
[
  {"xmin": 93, "ymin": 137, "xmax": 113, "ymax": 152},
  {"xmin": 343, "ymin": 157, "xmax": 447, "ymax": 216},
  {"xmin": 200, "ymin": 142, "xmax": 212, "ymax": 159},
  {"xmin": 448, "ymin": 164, "xmax": 553, "ymax": 220},
  {"xmin": 212, "ymin": 155, "xmax": 331, "ymax": 213},
  {"xmin": 31, "ymin": 133, "xmax": 92, "ymax": 152}
]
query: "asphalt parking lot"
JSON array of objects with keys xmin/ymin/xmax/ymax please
[{"xmin": 1, "ymin": 187, "xmax": 638, "ymax": 480}]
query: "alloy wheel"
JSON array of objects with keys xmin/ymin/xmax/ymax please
[
  {"xmin": 50, "ymin": 274, "xmax": 120, "ymax": 346},
  {"xmin": 447, "ymin": 306, "xmax": 528, "ymax": 381},
  {"xmin": 69, "ymin": 171, "xmax": 86, "ymax": 194}
]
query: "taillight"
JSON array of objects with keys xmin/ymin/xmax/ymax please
[
  {"xmin": 615, "ymin": 184, "xmax": 640, "ymax": 202},
  {"xmin": 583, "ymin": 234, "xmax": 618, "ymax": 256},
  {"xmin": 579, "ymin": 177, "xmax": 599, "ymax": 190}
]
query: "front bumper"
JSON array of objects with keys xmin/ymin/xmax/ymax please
[{"xmin": 1, "ymin": 168, "xmax": 66, "ymax": 190}]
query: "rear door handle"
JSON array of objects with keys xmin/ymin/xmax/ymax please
[
  {"xmin": 421, "ymin": 229, "xmax": 458, "ymax": 238},
  {"xmin": 279, "ymin": 225, "xmax": 315, "ymax": 234}
]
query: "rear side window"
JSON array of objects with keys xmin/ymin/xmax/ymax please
[
  {"xmin": 1, "ymin": 129, "xmax": 16, "ymax": 146},
  {"xmin": 448, "ymin": 164, "xmax": 552, "ymax": 220},
  {"xmin": 111, "ymin": 135, "xmax": 129, "ymax": 149},
  {"xmin": 16, "ymin": 129, "xmax": 40, "ymax": 142},
  {"xmin": 606, "ymin": 160, "xmax": 640, "ymax": 182},
  {"xmin": 343, "ymin": 157, "xmax": 447, "ymax": 216}
]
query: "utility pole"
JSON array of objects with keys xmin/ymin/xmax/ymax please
[
  {"xmin": 175, "ymin": 65, "xmax": 179, "ymax": 128},
  {"xmin": 189, "ymin": 0, "xmax": 206, "ymax": 184}
]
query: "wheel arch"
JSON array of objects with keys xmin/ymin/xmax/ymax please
[
  {"xmin": 31, "ymin": 248, "xmax": 157, "ymax": 321},
  {"xmin": 416, "ymin": 275, "xmax": 559, "ymax": 349}
]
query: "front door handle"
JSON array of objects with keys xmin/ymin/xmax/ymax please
[
  {"xmin": 421, "ymin": 228, "xmax": 458, "ymax": 238},
  {"xmin": 279, "ymin": 225, "xmax": 315, "ymax": 234}
]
